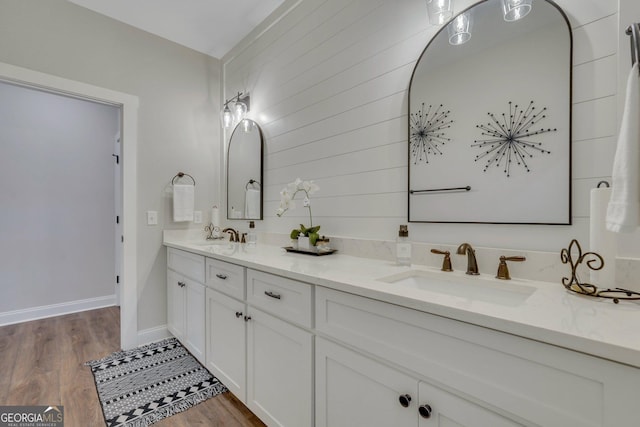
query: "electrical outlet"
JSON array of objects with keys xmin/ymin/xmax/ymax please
[
  {"xmin": 194, "ymin": 211, "xmax": 202, "ymax": 224},
  {"xmin": 147, "ymin": 211, "xmax": 158, "ymax": 226}
]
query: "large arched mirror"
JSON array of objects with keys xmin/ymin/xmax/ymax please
[
  {"xmin": 227, "ymin": 119, "xmax": 263, "ymax": 220},
  {"xmin": 408, "ymin": 0, "xmax": 571, "ymax": 224}
]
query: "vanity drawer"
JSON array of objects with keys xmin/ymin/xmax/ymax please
[
  {"xmin": 206, "ymin": 258, "xmax": 246, "ymax": 300},
  {"xmin": 247, "ymin": 270, "xmax": 312, "ymax": 328},
  {"xmin": 315, "ymin": 286, "xmax": 636, "ymax": 427},
  {"xmin": 167, "ymin": 248, "xmax": 204, "ymax": 283}
]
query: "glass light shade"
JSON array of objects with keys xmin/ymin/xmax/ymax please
[
  {"xmin": 241, "ymin": 118, "xmax": 255, "ymax": 133},
  {"xmin": 447, "ymin": 12, "xmax": 472, "ymax": 45},
  {"xmin": 220, "ymin": 105, "xmax": 233, "ymax": 129},
  {"xmin": 426, "ymin": 0, "xmax": 453, "ymax": 25},
  {"xmin": 233, "ymin": 100, "xmax": 248, "ymax": 124},
  {"xmin": 501, "ymin": 0, "xmax": 532, "ymax": 22}
]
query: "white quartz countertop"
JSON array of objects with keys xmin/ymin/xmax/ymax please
[{"xmin": 164, "ymin": 237, "xmax": 640, "ymax": 368}]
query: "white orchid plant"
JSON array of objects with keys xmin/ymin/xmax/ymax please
[{"xmin": 276, "ymin": 178, "xmax": 321, "ymax": 245}]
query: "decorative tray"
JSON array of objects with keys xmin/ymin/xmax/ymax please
[{"xmin": 283, "ymin": 246, "xmax": 337, "ymax": 256}]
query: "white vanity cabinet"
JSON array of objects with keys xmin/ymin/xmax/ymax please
[
  {"xmin": 316, "ymin": 286, "xmax": 640, "ymax": 427},
  {"xmin": 316, "ymin": 337, "xmax": 520, "ymax": 427},
  {"xmin": 204, "ymin": 260, "xmax": 313, "ymax": 427},
  {"xmin": 166, "ymin": 248, "xmax": 206, "ymax": 364},
  {"xmin": 245, "ymin": 270, "xmax": 313, "ymax": 427},
  {"xmin": 205, "ymin": 287, "xmax": 247, "ymax": 399},
  {"xmin": 205, "ymin": 258, "xmax": 247, "ymax": 399},
  {"xmin": 165, "ymin": 242, "xmax": 640, "ymax": 427}
]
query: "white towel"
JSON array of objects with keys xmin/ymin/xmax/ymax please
[
  {"xmin": 606, "ymin": 63, "xmax": 640, "ymax": 233},
  {"xmin": 245, "ymin": 188, "xmax": 260, "ymax": 219},
  {"xmin": 173, "ymin": 184, "xmax": 194, "ymax": 222}
]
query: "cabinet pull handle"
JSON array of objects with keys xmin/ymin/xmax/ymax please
[
  {"xmin": 235, "ymin": 311, "xmax": 243, "ymax": 318},
  {"xmin": 244, "ymin": 315, "xmax": 252, "ymax": 322},
  {"xmin": 177, "ymin": 281, "xmax": 186, "ymax": 288},
  {"xmin": 418, "ymin": 404, "xmax": 432, "ymax": 419},
  {"xmin": 216, "ymin": 273, "xmax": 228, "ymax": 280},
  {"xmin": 398, "ymin": 394, "xmax": 412, "ymax": 408},
  {"xmin": 264, "ymin": 291, "xmax": 281, "ymax": 300}
]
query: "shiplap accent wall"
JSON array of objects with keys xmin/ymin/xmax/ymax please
[{"xmin": 223, "ymin": 0, "xmax": 637, "ymax": 255}]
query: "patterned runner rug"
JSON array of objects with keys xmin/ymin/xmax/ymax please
[{"xmin": 86, "ymin": 337, "xmax": 227, "ymax": 427}]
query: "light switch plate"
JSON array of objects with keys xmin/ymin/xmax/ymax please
[
  {"xmin": 147, "ymin": 211, "xmax": 158, "ymax": 226},
  {"xmin": 194, "ymin": 211, "xmax": 202, "ymax": 224}
]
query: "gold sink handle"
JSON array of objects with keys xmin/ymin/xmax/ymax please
[
  {"xmin": 496, "ymin": 256, "xmax": 526, "ymax": 280},
  {"xmin": 430, "ymin": 249, "xmax": 453, "ymax": 272}
]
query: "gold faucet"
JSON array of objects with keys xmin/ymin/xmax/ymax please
[
  {"xmin": 456, "ymin": 243, "xmax": 479, "ymax": 275},
  {"xmin": 222, "ymin": 227, "xmax": 239, "ymax": 242}
]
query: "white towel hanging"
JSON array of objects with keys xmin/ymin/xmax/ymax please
[
  {"xmin": 245, "ymin": 188, "xmax": 260, "ymax": 219},
  {"xmin": 606, "ymin": 62, "xmax": 640, "ymax": 233},
  {"xmin": 173, "ymin": 184, "xmax": 195, "ymax": 222}
]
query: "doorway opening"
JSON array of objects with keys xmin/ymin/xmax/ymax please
[{"xmin": 0, "ymin": 61, "xmax": 139, "ymax": 349}]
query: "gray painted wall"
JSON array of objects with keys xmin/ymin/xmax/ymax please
[{"xmin": 0, "ymin": 0, "xmax": 221, "ymax": 332}]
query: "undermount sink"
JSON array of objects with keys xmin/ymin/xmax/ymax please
[
  {"xmin": 188, "ymin": 239, "xmax": 230, "ymax": 248},
  {"xmin": 378, "ymin": 269, "xmax": 536, "ymax": 306}
]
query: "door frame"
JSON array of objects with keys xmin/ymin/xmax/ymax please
[{"xmin": 0, "ymin": 61, "xmax": 139, "ymax": 349}]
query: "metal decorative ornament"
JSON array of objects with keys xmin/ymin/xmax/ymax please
[
  {"xmin": 473, "ymin": 101, "xmax": 556, "ymax": 177},
  {"xmin": 410, "ymin": 103, "xmax": 453, "ymax": 164},
  {"xmin": 560, "ymin": 239, "xmax": 640, "ymax": 304}
]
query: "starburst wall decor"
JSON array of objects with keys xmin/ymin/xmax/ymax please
[
  {"xmin": 472, "ymin": 101, "xmax": 557, "ymax": 177},
  {"xmin": 410, "ymin": 103, "xmax": 453, "ymax": 164}
]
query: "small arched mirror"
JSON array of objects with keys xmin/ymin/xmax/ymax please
[
  {"xmin": 408, "ymin": 0, "xmax": 572, "ymax": 224},
  {"xmin": 226, "ymin": 119, "xmax": 263, "ymax": 220}
]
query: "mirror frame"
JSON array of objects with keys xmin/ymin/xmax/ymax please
[
  {"xmin": 407, "ymin": 0, "xmax": 573, "ymax": 225},
  {"xmin": 226, "ymin": 119, "xmax": 264, "ymax": 220}
]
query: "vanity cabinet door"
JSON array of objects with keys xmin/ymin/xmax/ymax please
[
  {"xmin": 184, "ymin": 280, "xmax": 205, "ymax": 364},
  {"xmin": 167, "ymin": 269, "xmax": 186, "ymax": 341},
  {"xmin": 206, "ymin": 288, "xmax": 247, "ymax": 401},
  {"xmin": 417, "ymin": 382, "xmax": 523, "ymax": 427},
  {"xmin": 316, "ymin": 337, "xmax": 418, "ymax": 427},
  {"xmin": 167, "ymin": 268, "xmax": 205, "ymax": 365},
  {"xmin": 246, "ymin": 307, "xmax": 313, "ymax": 427}
]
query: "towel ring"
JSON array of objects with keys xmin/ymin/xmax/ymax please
[
  {"xmin": 597, "ymin": 180, "xmax": 610, "ymax": 188},
  {"xmin": 245, "ymin": 179, "xmax": 261, "ymax": 190},
  {"xmin": 172, "ymin": 172, "xmax": 196, "ymax": 186}
]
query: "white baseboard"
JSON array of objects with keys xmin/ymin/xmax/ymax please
[
  {"xmin": 0, "ymin": 295, "xmax": 117, "ymax": 327},
  {"xmin": 137, "ymin": 325, "xmax": 171, "ymax": 346}
]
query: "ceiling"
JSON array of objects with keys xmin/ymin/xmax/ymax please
[{"xmin": 67, "ymin": 0, "xmax": 287, "ymax": 59}]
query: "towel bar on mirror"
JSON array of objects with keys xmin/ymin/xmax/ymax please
[
  {"xmin": 171, "ymin": 172, "xmax": 196, "ymax": 186},
  {"xmin": 245, "ymin": 179, "xmax": 261, "ymax": 190},
  {"xmin": 410, "ymin": 186, "xmax": 471, "ymax": 194}
]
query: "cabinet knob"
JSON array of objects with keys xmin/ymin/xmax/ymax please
[
  {"xmin": 235, "ymin": 311, "xmax": 243, "ymax": 318},
  {"xmin": 216, "ymin": 273, "xmax": 228, "ymax": 280},
  {"xmin": 177, "ymin": 281, "xmax": 186, "ymax": 288},
  {"xmin": 244, "ymin": 315, "xmax": 252, "ymax": 322},
  {"xmin": 264, "ymin": 291, "xmax": 282, "ymax": 300},
  {"xmin": 418, "ymin": 404, "xmax": 432, "ymax": 419},
  {"xmin": 398, "ymin": 394, "xmax": 412, "ymax": 408}
]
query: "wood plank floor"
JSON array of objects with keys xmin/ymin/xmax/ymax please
[{"xmin": 0, "ymin": 307, "xmax": 265, "ymax": 427}]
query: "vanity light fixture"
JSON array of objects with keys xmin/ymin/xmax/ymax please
[
  {"xmin": 233, "ymin": 94, "xmax": 248, "ymax": 123},
  {"xmin": 220, "ymin": 100, "xmax": 233, "ymax": 130},
  {"xmin": 220, "ymin": 92, "xmax": 251, "ymax": 130},
  {"xmin": 501, "ymin": 0, "xmax": 532, "ymax": 22},
  {"xmin": 426, "ymin": 0, "xmax": 453, "ymax": 25},
  {"xmin": 448, "ymin": 12, "xmax": 472, "ymax": 45},
  {"xmin": 241, "ymin": 118, "xmax": 255, "ymax": 133}
]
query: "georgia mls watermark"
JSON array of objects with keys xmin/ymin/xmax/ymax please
[{"xmin": 0, "ymin": 406, "xmax": 64, "ymax": 427}]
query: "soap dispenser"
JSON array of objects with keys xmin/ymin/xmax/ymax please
[
  {"xmin": 396, "ymin": 225, "xmax": 411, "ymax": 266},
  {"xmin": 247, "ymin": 221, "xmax": 257, "ymax": 246}
]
